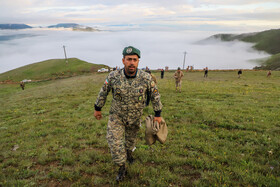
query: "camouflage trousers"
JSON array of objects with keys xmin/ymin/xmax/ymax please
[
  {"xmin": 175, "ymin": 80, "xmax": 182, "ymax": 88},
  {"xmin": 106, "ymin": 114, "xmax": 140, "ymax": 166}
]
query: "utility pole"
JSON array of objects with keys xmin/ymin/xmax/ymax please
[
  {"xmin": 63, "ymin": 45, "xmax": 68, "ymax": 64},
  {"xmin": 183, "ymin": 51, "xmax": 187, "ymax": 70}
]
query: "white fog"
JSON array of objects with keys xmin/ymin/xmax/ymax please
[{"xmin": 0, "ymin": 29, "xmax": 270, "ymax": 74}]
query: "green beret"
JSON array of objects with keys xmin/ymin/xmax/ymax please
[{"xmin": 122, "ymin": 46, "xmax": 141, "ymax": 58}]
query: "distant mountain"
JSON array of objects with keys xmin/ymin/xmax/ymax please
[
  {"xmin": 47, "ymin": 23, "xmax": 100, "ymax": 31},
  {"xmin": 0, "ymin": 24, "xmax": 32, "ymax": 30},
  {"xmin": 73, "ymin": 26, "xmax": 100, "ymax": 32},
  {"xmin": 48, "ymin": 23, "xmax": 80, "ymax": 28},
  {"xmin": 203, "ymin": 29, "xmax": 280, "ymax": 70},
  {"xmin": 0, "ymin": 23, "xmax": 99, "ymax": 31}
]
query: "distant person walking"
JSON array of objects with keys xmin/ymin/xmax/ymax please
[
  {"xmin": 20, "ymin": 81, "xmax": 25, "ymax": 90},
  {"xmin": 174, "ymin": 67, "xmax": 184, "ymax": 92},
  {"xmin": 145, "ymin": 66, "xmax": 151, "ymax": 74},
  {"xmin": 161, "ymin": 69, "xmax": 164, "ymax": 79},
  {"xmin": 204, "ymin": 67, "xmax": 208, "ymax": 78},
  {"xmin": 267, "ymin": 70, "xmax": 272, "ymax": 77},
  {"xmin": 238, "ymin": 69, "xmax": 242, "ymax": 78}
]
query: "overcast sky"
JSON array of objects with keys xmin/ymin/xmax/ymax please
[{"xmin": 1, "ymin": 0, "xmax": 280, "ymax": 32}]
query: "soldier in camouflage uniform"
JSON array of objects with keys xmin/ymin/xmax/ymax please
[
  {"xmin": 174, "ymin": 67, "xmax": 184, "ymax": 92},
  {"xmin": 94, "ymin": 46, "xmax": 163, "ymax": 182},
  {"xmin": 20, "ymin": 81, "xmax": 25, "ymax": 90}
]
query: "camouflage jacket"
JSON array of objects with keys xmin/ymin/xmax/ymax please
[
  {"xmin": 174, "ymin": 70, "xmax": 184, "ymax": 81},
  {"xmin": 95, "ymin": 68, "xmax": 163, "ymax": 124}
]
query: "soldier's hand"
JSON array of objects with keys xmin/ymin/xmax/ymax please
[
  {"xmin": 154, "ymin": 117, "xmax": 162, "ymax": 124},
  {"xmin": 94, "ymin": 110, "xmax": 102, "ymax": 120}
]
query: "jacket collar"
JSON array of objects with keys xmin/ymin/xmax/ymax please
[{"xmin": 123, "ymin": 68, "xmax": 138, "ymax": 79}]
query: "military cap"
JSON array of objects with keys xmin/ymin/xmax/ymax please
[{"xmin": 122, "ymin": 46, "xmax": 141, "ymax": 58}]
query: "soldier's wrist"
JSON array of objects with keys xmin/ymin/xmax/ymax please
[
  {"xmin": 94, "ymin": 105, "xmax": 102, "ymax": 111},
  {"xmin": 154, "ymin": 110, "xmax": 161, "ymax": 117}
]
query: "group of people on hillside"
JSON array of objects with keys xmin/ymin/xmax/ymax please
[
  {"xmin": 14, "ymin": 44, "xmax": 275, "ymax": 184},
  {"xmin": 16, "ymin": 44, "xmax": 276, "ymax": 183},
  {"xmin": 237, "ymin": 69, "xmax": 271, "ymax": 78},
  {"xmin": 203, "ymin": 68, "xmax": 272, "ymax": 78}
]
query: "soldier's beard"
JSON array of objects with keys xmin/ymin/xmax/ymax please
[{"xmin": 126, "ymin": 66, "xmax": 136, "ymax": 75}]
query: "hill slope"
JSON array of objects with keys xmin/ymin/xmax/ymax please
[
  {"xmin": 208, "ymin": 29, "xmax": 280, "ymax": 69},
  {"xmin": 0, "ymin": 58, "xmax": 108, "ymax": 82},
  {"xmin": 255, "ymin": 53, "xmax": 280, "ymax": 70},
  {"xmin": 211, "ymin": 29, "xmax": 280, "ymax": 55}
]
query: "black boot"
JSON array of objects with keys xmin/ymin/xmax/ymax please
[
  {"xmin": 116, "ymin": 164, "xmax": 127, "ymax": 183},
  {"xmin": 127, "ymin": 150, "xmax": 134, "ymax": 164}
]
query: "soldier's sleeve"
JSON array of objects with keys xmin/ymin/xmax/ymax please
[
  {"xmin": 94, "ymin": 74, "xmax": 112, "ymax": 111},
  {"xmin": 148, "ymin": 78, "xmax": 163, "ymax": 117}
]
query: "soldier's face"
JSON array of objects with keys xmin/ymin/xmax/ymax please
[{"xmin": 122, "ymin": 55, "xmax": 139, "ymax": 75}]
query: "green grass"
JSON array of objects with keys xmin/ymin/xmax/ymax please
[
  {"xmin": 0, "ymin": 58, "xmax": 108, "ymax": 82},
  {"xmin": 0, "ymin": 70, "xmax": 280, "ymax": 186}
]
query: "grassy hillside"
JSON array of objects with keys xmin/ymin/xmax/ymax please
[
  {"xmin": 241, "ymin": 29, "xmax": 280, "ymax": 55},
  {"xmin": 254, "ymin": 53, "xmax": 280, "ymax": 70},
  {"xmin": 212, "ymin": 29, "xmax": 280, "ymax": 55},
  {"xmin": 211, "ymin": 29, "xmax": 280, "ymax": 70},
  {"xmin": 0, "ymin": 58, "xmax": 108, "ymax": 82},
  {"xmin": 0, "ymin": 71, "xmax": 279, "ymax": 186}
]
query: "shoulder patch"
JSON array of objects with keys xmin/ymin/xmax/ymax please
[{"xmin": 153, "ymin": 88, "xmax": 158, "ymax": 94}]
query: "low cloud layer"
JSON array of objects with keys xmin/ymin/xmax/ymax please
[{"xmin": 0, "ymin": 29, "xmax": 270, "ymax": 73}]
